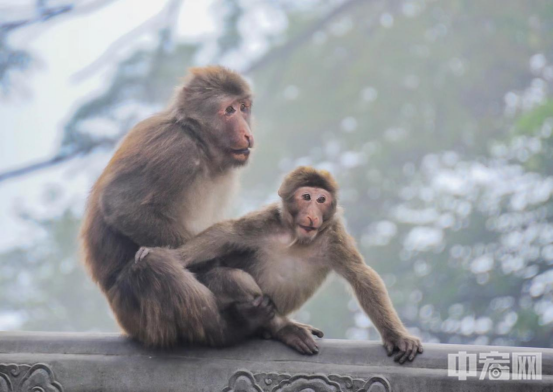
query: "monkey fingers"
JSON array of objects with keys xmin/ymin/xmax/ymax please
[
  {"xmin": 385, "ymin": 334, "xmax": 423, "ymax": 364},
  {"xmin": 385, "ymin": 342, "xmax": 395, "ymax": 356},
  {"xmin": 394, "ymin": 341, "xmax": 412, "ymax": 364},
  {"xmin": 403, "ymin": 338, "xmax": 423, "ymax": 364},
  {"xmin": 407, "ymin": 341, "xmax": 424, "ymax": 362},
  {"xmin": 134, "ymin": 247, "xmax": 151, "ymax": 263}
]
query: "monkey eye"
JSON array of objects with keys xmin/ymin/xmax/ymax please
[
  {"xmin": 317, "ymin": 196, "xmax": 326, "ymax": 203},
  {"xmin": 302, "ymin": 194, "xmax": 311, "ymax": 201},
  {"xmin": 240, "ymin": 103, "xmax": 248, "ymax": 112},
  {"xmin": 225, "ymin": 105, "xmax": 236, "ymax": 115}
]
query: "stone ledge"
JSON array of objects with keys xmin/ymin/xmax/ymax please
[{"xmin": 0, "ymin": 331, "xmax": 551, "ymax": 391}]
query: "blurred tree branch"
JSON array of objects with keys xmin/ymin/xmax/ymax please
[
  {"xmin": 71, "ymin": 0, "xmax": 184, "ymax": 81},
  {"xmin": 0, "ymin": 138, "xmax": 115, "ymax": 183},
  {"xmin": 244, "ymin": 0, "xmax": 365, "ymax": 74},
  {"xmin": 67, "ymin": 0, "xmax": 121, "ymax": 16},
  {"xmin": 0, "ymin": 1, "xmax": 74, "ymax": 34},
  {"xmin": 0, "ymin": 151, "xmax": 83, "ymax": 183},
  {"xmin": 0, "ymin": 0, "xmax": 125, "ymax": 33},
  {"xmin": 0, "ymin": 0, "xmax": 123, "ymax": 95},
  {"xmin": 0, "ymin": 0, "xmax": 364, "ymax": 184}
]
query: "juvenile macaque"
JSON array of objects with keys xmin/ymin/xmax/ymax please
[
  {"xmin": 81, "ymin": 66, "xmax": 276, "ymax": 348},
  {"xmin": 138, "ymin": 167, "xmax": 423, "ymax": 363}
]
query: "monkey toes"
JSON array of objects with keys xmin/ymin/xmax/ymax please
[
  {"xmin": 293, "ymin": 321, "xmax": 324, "ymax": 338},
  {"xmin": 276, "ymin": 323, "xmax": 323, "ymax": 355}
]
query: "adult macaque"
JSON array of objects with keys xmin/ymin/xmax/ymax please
[
  {"xmin": 138, "ymin": 167, "xmax": 423, "ymax": 363},
  {"xmin": 81, "ymin": 66, "xmax": 276, "ymax": 348}
]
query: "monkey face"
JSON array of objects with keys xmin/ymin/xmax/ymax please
[
  {"xmin": 290, "ymin": 186, "xmax": 333, "ymax": 243},
  {"xmin": 216, "ymin": 97, "xmax": 254, "ymax": 166}
]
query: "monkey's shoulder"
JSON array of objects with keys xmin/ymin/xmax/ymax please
[
  {"xmin": 100, "ymin": 120, "xmax": 207, "ymax": 194},
  {"xmin": 319, "ymin": 218, "xmax": 358, "ymax": 252},
  {"xmin": 118, "ymin": 116, "xmax": 204, "ymax": 162},
  {"xmin": 323, "ymin": 217, "xmax": 346, "ymax": 237},
  {"xmin": 235, "ymin": 203, "xmax": 283, "ymax": 230}
]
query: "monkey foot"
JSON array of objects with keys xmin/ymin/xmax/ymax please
[
  {"xmin": 135, "ymin": 247, "xmax": 151, "ymax": 263},
  {"xmin": 275, "ymin": 323, "xmax": 323, "ymax": 355},
  {"xmin": 292, "ymin": 321, "xmax": 324, "ymax": 339}
]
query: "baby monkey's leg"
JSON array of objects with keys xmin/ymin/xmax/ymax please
[
  {"xmin": 196, "ymin": 267, "xmax": 276, "ymax": 337},
  {"xmin": 193, "ymin": 264, "xmax": 324, "ymax": 354}
]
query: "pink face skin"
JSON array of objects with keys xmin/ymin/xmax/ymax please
[
  {"xmin": 292, "ymin": 186, "xmax": 333, "ymax": 242},
  {"xmin": 218, "ymin": 98, "xmax": 254, "ymax": 163}
]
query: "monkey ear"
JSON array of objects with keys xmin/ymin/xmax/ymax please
[
  {"xmin": 277, "ymin": 185, "xmax": 285, "ymax": 198},
  {"xmin": 180, "ymin": 86, "xmax": 190, "ymax": 95},
  {"xmin": 277, "ymin": 181, "xmax": 292, "ymax": 199}
]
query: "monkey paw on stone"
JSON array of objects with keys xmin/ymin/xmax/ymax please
[
  {"xmin": 275, "ymin": 322, "xmax": 324, "ymax": 356},
  {"xmin": 382, "ymin": 333, "xmax": 423, "ymax": 364}
]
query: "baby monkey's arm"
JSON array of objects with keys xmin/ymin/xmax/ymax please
[
  {"xmin": 331, "ymin": 228, "xmax": 423, "ymax": 364},
  {"xmin": 135, "ymin": 208, "xmax": 275, "ymax": 267}
]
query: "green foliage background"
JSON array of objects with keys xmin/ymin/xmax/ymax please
[{"xmin": 2, "ymin": 0, "xmax": 553, "ymax": 348}]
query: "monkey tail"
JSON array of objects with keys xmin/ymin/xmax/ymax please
[{"xmin": 107, "ymin": 247, "xmax": 224, "ymax": 348}]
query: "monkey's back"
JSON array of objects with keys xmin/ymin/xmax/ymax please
[
  {"xmin": 80, "ymin": 177, "xmax": 139, "ymax": 294},
  {"xmin": 80, "ymin": 115, "xmax": 173, "ymax": 292}
]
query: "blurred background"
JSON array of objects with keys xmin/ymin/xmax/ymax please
[{"xmin": 1, "ymin": 0, "xmax": 553, "ymax": 348}]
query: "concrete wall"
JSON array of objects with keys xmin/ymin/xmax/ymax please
[{"xmin": 0, "ymin": 332, "xmax": 551, "ymax": 391}]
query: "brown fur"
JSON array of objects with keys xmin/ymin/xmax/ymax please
[
  {"xmin": 278, "ymin": 166, "xmax": 338, "ymax": 200},
  {"xmin": 146, "ymin": 167, "xmax": 423, "ymax": 361},
  {"xmin": 81, "ymin": 66, "xmax": 271, "ymax": 348}
]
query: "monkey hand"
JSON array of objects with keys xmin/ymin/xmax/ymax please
[
  {"xmin": 275, "ymin": 322, "xmax": 324, "ymax": 356},
  {"xmin": 135, "ymin": 246, "xmax": 190, "ymax": 265},
  {"xmin": 382, "ymin": 332, "xmax": 423, "ymax": 364},
  {"xmin": 135, "ymin": 246, "xmax": 175, "ymax": 263},
  {"xmin": 134, "ymin": 247, "xmax": 153, "ymax": 263}
]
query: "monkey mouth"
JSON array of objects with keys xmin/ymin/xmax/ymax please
[
  {"xmin": 231, "ymin": 148, "xmax": 251, "ymax": 157},
  {"xmin": 298, "ymin": 224, "xmax": 317, "ymax": 234}
]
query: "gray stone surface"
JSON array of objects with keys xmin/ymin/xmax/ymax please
[{"xmin": 0, "ymin": 331, "xmax": 551, "ymax": 391}]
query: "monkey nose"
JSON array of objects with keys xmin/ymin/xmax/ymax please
[
  {"xmin": 246, "ymin": 134, "xmax": 254, "ymax": 148},
  {"xmin": 311, "ymin": 216, "xmax": 321, "ymax": 227}
]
